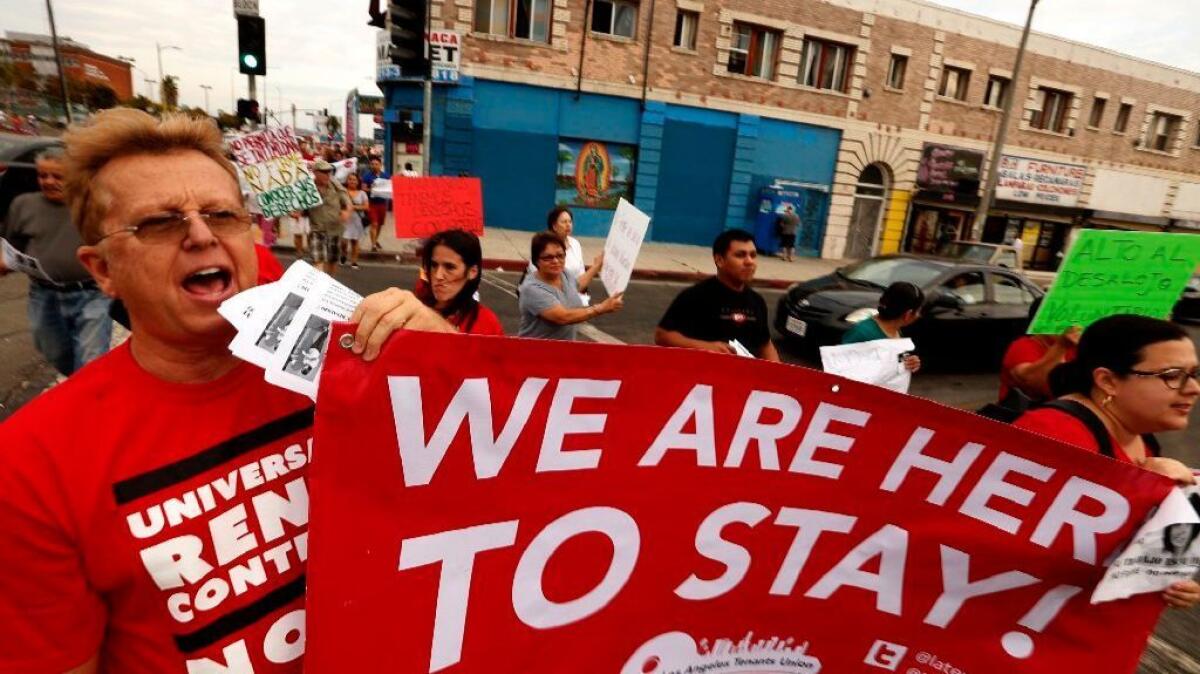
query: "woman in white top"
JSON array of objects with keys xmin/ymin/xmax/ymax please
[{"xmin": 526, "ymin": 206, "xmax": 602, "ymax": 304}]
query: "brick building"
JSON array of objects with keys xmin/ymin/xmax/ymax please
[
  {"xmin": 378, "ymin": 0, "xmax": 1200, "ymax": 265},
  {"xmin": 3, "ymin": 32, "xmax": 134, "ymax": 102}
]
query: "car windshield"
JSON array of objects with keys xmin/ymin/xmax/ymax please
[
  {"xmin": 938, "ymin": 242, "xmax": 995, "ymax": 262},
  {"xmin": 840, "ymin": 258, "xmax": 946, "ymax": 288}
]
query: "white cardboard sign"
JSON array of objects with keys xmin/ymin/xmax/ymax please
[
  {"xmin": 600, "ymin": 198, "xmax": 650, "ymax": 296},
  {"xmin": 819, "ymin": 337, "xmax": 915, "ymax": 394}
]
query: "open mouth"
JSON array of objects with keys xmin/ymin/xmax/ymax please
[{"xmin": 182, "ymin": 266, "xmax": 234, "ymax": 299}]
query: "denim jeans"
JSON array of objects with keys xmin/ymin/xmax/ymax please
[{"xmin": 27, "ymin": 284, "xmax": 113, "ymax": 376}]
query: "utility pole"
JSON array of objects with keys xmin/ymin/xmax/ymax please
[
  {"xmin": 248, "ymin": 74, "xmax": 257, "ymax": 128},
  {"xmin": 970, "ymin": 0, "xmax": 1040, "ymax": 240},
  {"xmin": 156, "ymin": 42, "xmax": 182, "ymax": 106},
  {"xmin": 422, "ymin": 0, "xmax": 432, "ymax": 175},
  {"xmin": 291, "ymin": 102, "xmax": 297, "ymax": 131},
  {"xmin": 44, "ymin": 0, "xmax": 72, "ymax": 124},
  {"xmin": 199, "ymin": 84, "xmax": 213, "ymax": 115}
]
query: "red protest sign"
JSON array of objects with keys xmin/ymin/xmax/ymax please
[
  {"xmin": 393, "ymin": 176, "xmax": 484, "ymax": 239},
  {"xmin": 307, "ymin": 328, "xmax": 1172, "ymax": 674}
]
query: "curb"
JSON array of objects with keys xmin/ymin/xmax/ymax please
[{"xmin": 270, "ymin": 246, "xmax": 800, "ymax": 290}]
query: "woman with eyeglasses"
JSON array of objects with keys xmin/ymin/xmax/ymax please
[
  {"xmin": 518, "ymin": 231, "xmax": 622, "ymax": 340},
  {"xmin": 1015, "ymin": 314, "xmax": 1200, "ymax": 609},
  {"xmin": 525, "ymin": 206, "xmax": 602, "ymax": 304}
]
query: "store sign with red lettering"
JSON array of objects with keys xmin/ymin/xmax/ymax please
[
  {"xmin": 306, "ymin": 329, "xmax": 1172, "ymax": 674},
  {"xmin": 392, "ymin": 176, "xmax": 483, "ymax": 238},
  {"xmin": 996, "ymin": 155, "xmax": 1086, "ymax": 208}
]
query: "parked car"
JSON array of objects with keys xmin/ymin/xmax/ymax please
[
  {"xmin": 0, "ymin": 134, "xmax": 64, "ymax": 221},
  {"xmin": 775, "ymin": 254, "xmax": 1045, "ymax": 367},
  {"xmin": 1173, "ymin": 275, "xmax": 1200, "ymax": 323},
  {"xmin": 937, "ymin": 240, "xmax": 1057, "ymax": 288}
]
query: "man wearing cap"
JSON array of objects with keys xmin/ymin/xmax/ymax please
[
  {"xmin": 0, "ymin": 147, "xmax": 111, "ymax": 375},
  {"xmin": 304, "ymin": 159, "xmax": 351, "ymax": 275}
]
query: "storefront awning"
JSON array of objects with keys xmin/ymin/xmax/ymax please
[{"xmin": 1088, "ymin": 210, "xmax": 1171, "ymax": 228}]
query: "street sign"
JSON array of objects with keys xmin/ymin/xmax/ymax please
[
  {"xmin": 233, "ymin": 0, "xmax": 259, "ymax": 17},
  {"xmin": 377, "ymin": 64, "xmax": 403, "ymax": 82},
  {"xmin": 429, "ymin": 30, "xmax": 461, "ymax": 84}
]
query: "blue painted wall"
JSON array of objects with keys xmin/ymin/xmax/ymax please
[{"xmin": 381, "ymin": 78, "xmax": 840, "ymax": 248}]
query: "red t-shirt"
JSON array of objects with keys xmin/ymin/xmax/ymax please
[
  {"xmin": 255, "ymin": 243, "xmax": 284, "ymax": 285},
  {"xmin": 0, "ymin": 343, "xmax": 312, "ymax": 673},
  {"xmin": 1015, "ymin": 407, "xmax": 1145, "ymax": 465},
  {"xmin": 998, "ymin": 335, "xmax": 1077, "ymax": 401},
  {"xmin": 455, "ymin": 304, "xmax": 504, "ymax": 336}
]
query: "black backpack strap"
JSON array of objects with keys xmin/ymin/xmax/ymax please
[
  {"xmin": 1040, "ymin": 400, "xmax": 1115, "ymax": 459},
  {"xmin": 1143, "ymin": 433, "xmax": 1161, "ymax": 458}
]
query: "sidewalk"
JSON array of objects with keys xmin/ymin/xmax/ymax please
[{"xmin": 269, "ymin": 214, "xmax": 847, "ymax": 289}]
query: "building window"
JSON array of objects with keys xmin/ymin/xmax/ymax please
[
  {"xmin": 938, "ymin": 66, "xmax": 971, "ymax": 101},
  {"xmin": 983, "ymin": 75, "xmax": 1009, "ymax": 108},
  {"xmin": 886, "ymin": 53, "xmax": 907, "ymax": 90},
  {"xmin": 673, "ymin": 9, "xmax": 698, "ymax": 50},
  {"xmin": 1144, "ymin": 111, "xmax": 1182, "ymax": 152},
  {"xmin": 799, "ymin": 37, "xmax": 854, "ymax": 92},
  {"xmin": 728, "ymin": 23, "xmax": 779, "ymax": 80},
  {"xmin": 1114, "ymin": 102, "xmax": 1132, "ymax": 133},
  {"xmin": 1030, "ymin": 87, "xmax": 1072, "ymax": 133},
  {"xmin": 592, "ymin": 0, "xmax": 637, "ymax": 38},
  {"xmin": 474, "ymin": 0, "xmax": 551, "ymax": 42},
  {"xmin": 1087, "ymin": 97, "xmax": 1106, "ymax": 128}
]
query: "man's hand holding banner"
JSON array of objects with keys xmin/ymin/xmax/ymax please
[{"xmin": 307, "ymin": 329, "xmax": 1176, "ymax": 674}]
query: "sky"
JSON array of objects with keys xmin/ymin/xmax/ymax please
[{"xmin": 0, "ymin": 0, "xmax": 1196, "ymax": 132}]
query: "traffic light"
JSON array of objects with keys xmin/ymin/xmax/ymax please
[
  {"xmin": 237, "ymin": 15, "xmax": 267, "ymax": 76},
  {"xmin": 236, "ymin": 98, "xmax": 261, "ymax": 123},
  {"xmin": 387, "ymin": 0, "xmax": 429, "ymax": 78}
]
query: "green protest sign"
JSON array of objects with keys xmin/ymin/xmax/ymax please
[{"xmin": 1028, "ymin": 230, "xmax": 1200, "ymax": 334}]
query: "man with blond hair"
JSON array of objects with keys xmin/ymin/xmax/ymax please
[
  {"xmin": 0, "ymin": 146, "xmax": 111, "ymax": 375},
  {"xmin": 0, "ymin": 108, "xmax": 452, "ymax": 673}
]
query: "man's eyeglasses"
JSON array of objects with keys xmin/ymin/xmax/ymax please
[
  {"xmin": 538, "ymin": 253, "xmax": 566, "ymax": 262},
  {"xmin": 95, "ymin": 210, "xmax": 252, "ymax": 245},
  {"xmin": 1129, "ymin": 366, "xmax": 1200, "ymax": 391}
]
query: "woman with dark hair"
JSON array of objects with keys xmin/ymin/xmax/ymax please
[
  {"xmin": 1015, "ymin": 314, "xmax": 1199, "ymax": 608},
  {"xmin": 841, "ymin": 281, "xmax": 924, "ymax": 373},
  {"xmin": 518, "ymin": 232, "xmax": 622, "ymax": 340},
  {"xmin": 417, "ymin": 229, "xmax": 503, "ymax": 335},
  {"xmin": 526, "ymin": 207, "xmax": 602, "ymax": 304}
]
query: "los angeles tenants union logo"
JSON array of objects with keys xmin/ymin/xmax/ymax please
[{"xmin": 621, "ymin": 631, "xmax": 823, "ymax": 674}]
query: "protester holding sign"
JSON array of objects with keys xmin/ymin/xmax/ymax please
[
  {"xmin": 0, "ymin": 109, "xmax": 453, "ymax": 674},
  {"xmin": 526, "ymin": 207, "xmax": 599, "ymax": 305},
  {"xmin": 841, "ymin": 281, "xmax": 924, "ymax": 370},
  {"xmin": 519, "ymin": 231, "xmax": 622, "ymax": 340},
  {"xmin": 656, "ymin": 229, "xmax": 780, "ymax": 361},
  {"xmin": 0, "ymin": 146, "xmax": 111, "ymax": 376},
  {"xmin": 418, "ymin": 229, "xmax": 504, "ymax": 336},
  {"xmin": 360, "ymin": 157, "xmax": 390, "ymax": 252},
  {"xmin": 999, "ymin": 299, "xmax": 1079, "ymax": 404}
]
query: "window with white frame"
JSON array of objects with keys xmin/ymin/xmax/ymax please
[
  {"xmin": 983, "ymin": 75, "xmax": 1009, "ymax": 108},
  {"xmin": 1088, "ymin": 97, "xmax": 1106, "ymax": 128},
  {"xmin": 1030, "ymin": 87, "xmax": 1072, "ymax": 133},
  {"xmin": 474, "ymin": 0, "xmax": 552, "ymax": 42},
  {"xmin": 1144, "ymin": 111, "xmax": 1182, "ymax": 152},
  {"xmin": 673, "ymin": 9, "xmax": 698, "ymax": 50},
  {"xmin": 592, "ymin": 0, "xmax": 637, "ymax": 38},
  {"xmin": 938, "ymin": 66, "xmax": 970, "ymax": 101},
  {"xmin": 1114, "ymin": 102, "xmax": 1132, "ymax": 133},
  {"xmin": 799, "ymin": 37, "xmax": 854, "ymax": 93},
  {"xmin": 727, "ymin": 23, "xmax": 779, "ymax": 80},
  {"xmin": 886, "ymin": 53, "xmax": 907, "ymax": 90}
]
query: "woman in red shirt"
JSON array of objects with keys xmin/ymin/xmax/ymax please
[
  {"xmin": 1015, "ymin": 314, "xmax": 1200, "ymax": 608},
  {"xmin": 417, "ymin": 229, "xmax": 504, "ymax": 336}
]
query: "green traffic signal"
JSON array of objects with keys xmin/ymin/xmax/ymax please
[{"xmin": 242, "ymin": 54, "xmax": 258, "ymax": 69}]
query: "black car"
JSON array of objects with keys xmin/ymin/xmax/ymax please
[
  {"xmin": 1173, "ymin": 275, "xmax": 1200, "ymax": 323},
  {"xmin": 775, "ymin": 254, "xmax": 1045, "ymax": 367},
  {"xmin": 0, "ymin": 133, "xmax": 64, "ymax": 220}
]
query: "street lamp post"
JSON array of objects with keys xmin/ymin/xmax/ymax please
[
  {"xmin": 44, "ymin": 0, "xmax": 72, "ymax": 124},
  {"xmin": 155, "ymin": 42, "xmax": 182, "ymax": 106},
  {"xmin": 199, "ymin": 84, "xmax": 213, "ymax": 115},
  {"xmin": 970, "ymin": 0, "xmax": 1041, "ymax": 241}
]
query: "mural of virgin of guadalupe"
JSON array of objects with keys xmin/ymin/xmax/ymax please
[{"xmin": 580, "ymin": 145, "xmax": 606, "ymax": 204}]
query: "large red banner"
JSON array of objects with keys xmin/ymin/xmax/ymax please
[
  {"xmin": 307, "ymin": 328, "xmax": 1173, "ymax": 674},
  {"xmin": 392, "ymin": 176, "xmax": 484, "ymax": 239}
]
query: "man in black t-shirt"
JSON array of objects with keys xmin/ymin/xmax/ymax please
[{"xmin": 655, "ymin": 229, "xmax": 780, "ymax": 361}]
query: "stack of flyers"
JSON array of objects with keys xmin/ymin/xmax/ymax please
[{"xmin": 219, "ymin": 260, "xmax": 363, "ymax": 400}]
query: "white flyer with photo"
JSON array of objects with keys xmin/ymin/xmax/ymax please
[
  {"xmin": 263, "ymin": 269, "xmax": 363, "ymax": 400},
  {"xmin": 1, "ymin": 237, "xmax": 58, "ymax": 285},
  {"xmin": 1093, "ymin": 484, "xmax": 1200, "ymax": 603},
  {"xmin": 600, "ymin": 198, "xmax": 650, "ymax": 296},
  {"xmin": 227, "ymin": 261, "xmax": 323, "ymax": 368},
  {"xmin": 819, "ymin": 338, "xmax": 915, "ymax": 393}
]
